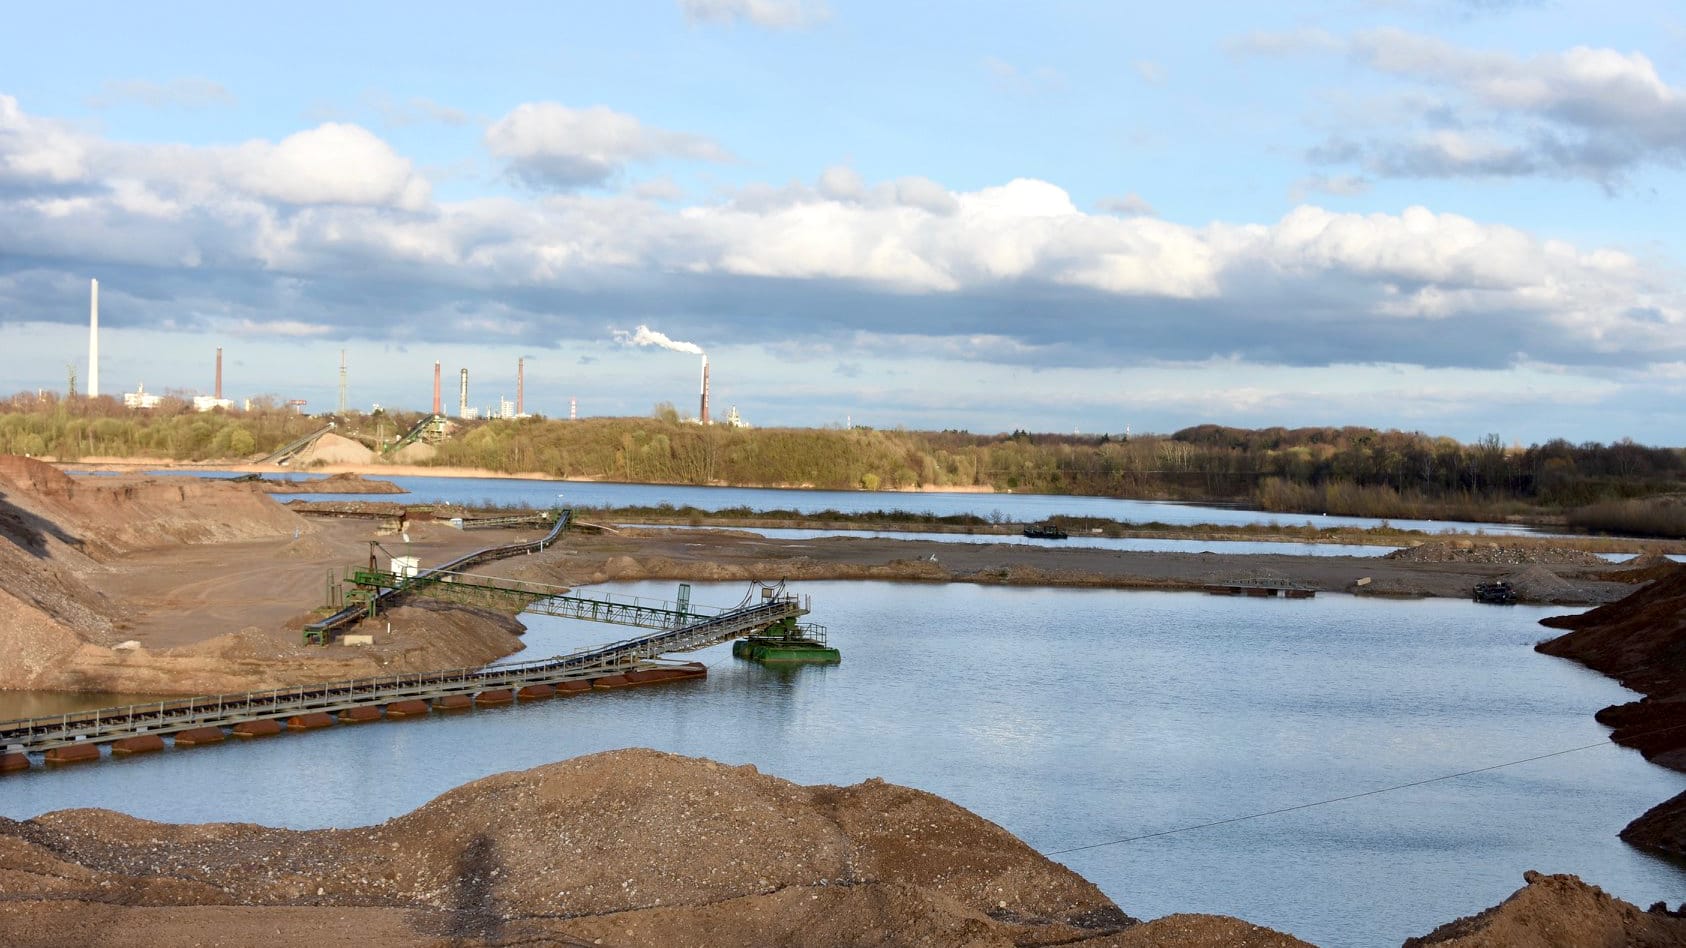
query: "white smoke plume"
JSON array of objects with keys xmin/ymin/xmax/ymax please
[{"xmin": 612, "ymin": 324, "xmax": 704, "ymax": 356}]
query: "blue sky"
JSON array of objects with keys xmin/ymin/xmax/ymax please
[{"xmin": 3, "ymin": 0, "xmax": 1685, "ymax": 442}]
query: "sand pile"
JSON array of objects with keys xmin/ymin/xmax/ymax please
[
  {"xmin": 391, "ymin": 441, "xmax": 437, "ymax": 463},
  {"xmin": 1386, "ymin": 541, "xmax": 1607, "ymax": 566},
  {"xmin": 290, "ymin": 432, "xmax": 376, "ymax": 466},
  {"xmin": 0, "ymin": 460, "xmax": 307, "ymax": 558},
  {"xmin": 1403, "ymin": 871, "xmax": 1686, "ymax": 947},
  {"xmin": 259, "ymin": 473, "xmax": 406, "ymax": 495},
  {"xmin": 0, "ymin": 749, "xmax": 1316, "ymax": 947},
  {"xmin": 1500, "ymin": 564, "xmax": 1589, "ymax": 603}
]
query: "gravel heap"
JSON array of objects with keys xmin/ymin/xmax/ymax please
[
  {"xmin": 1386, "ymin": 541, "xmax": 1608, "ymax": 566},
  {"xmin": 0, "ymin": 749, "xmax": 1317, "ymax": 947}
]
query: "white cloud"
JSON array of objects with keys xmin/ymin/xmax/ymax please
[
  {"xmin": 1134, "ymin": 60, "xmax": 1167, "ymax": 85},
  {"xmin": 678, "ymin": 0, "xmax": 828, "ymax": 29},
  {"xmin": 237, "ymin": 124, "xmax": 432, "ymax": 209},
  {"xmin": 0, "ymin": 95, "xmax": 1682, "ymax": 380},
  {"xmin": 1244, "ymin": 28, "xmax": 1686, "ymax": 185},
  {"xmin": 87, "ymin": 78, "xmax": 236, "ymax": 110},
  {"xmin": 485, "ymin": 102, "xmax": 731, "ymax": 189}
]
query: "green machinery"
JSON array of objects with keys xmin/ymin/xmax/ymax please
[{"xmin": 731, "ymin": 616, "xmax": 841, "ymax": 664}]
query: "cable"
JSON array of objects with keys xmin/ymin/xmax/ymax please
[{"xmin": 1041, "ymin": 721, "xmax": 1686, "ymax": 858}]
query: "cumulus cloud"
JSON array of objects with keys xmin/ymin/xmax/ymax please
[
  {"xmin": 0, "ymin": 95, "xmax": 1682, "ymax": 378},
  {"xmin": 1242, "ymin": 28, "xmax": 1686, "ymax": 187},
  {"xmin": 485, "ymin": 102, "xmax": 731, "ymax": 189},
  {"xmin": 678, "ymin": 0, "xmax": 828, "ymax": 29},
  {"xmin": 87, "ymin": 78, "xmax": 237, "ymax": 110}
]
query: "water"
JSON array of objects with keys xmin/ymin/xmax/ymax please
[
  {"xmin": 634, "ymin": 524, "xmax": 1402, "ymax": 557},
  {"xmin": 3, "ymin": 583, "xmax": 1680, "ymax": 946},
  {"xmin": 106, "ymin": 468, "xmax": 1552, "ymax": 535}
]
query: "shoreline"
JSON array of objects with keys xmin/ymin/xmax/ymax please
[{"xmin": 52, "ymin": 456, "xmax": 1002, "ymax": 493}]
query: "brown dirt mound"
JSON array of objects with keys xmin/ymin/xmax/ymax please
[
  {"xmin": 0, "ymin": 749, "xmax": 1312, "ymax": 947},
  {"xmin": 1403, "ymin": 870, "xmax": 1686, "ymax": 947},
  {"xmin": 290, "ymin": 432, "xmax": 375, "ymax": 467},
  {"xmin": 259, "ymin": 473, "xmax": 405, "ymax": 495},
  {"xmin": 391, "ymin": 441, "xmax": 437, "ymax": 463},
  {"xmin": 1537, "ymin": 571, "xmax": 1686, "ymax": 857},
  {"xmin": 1501, "ymin": 564, "xmax": 1592, "ymax": 603}
]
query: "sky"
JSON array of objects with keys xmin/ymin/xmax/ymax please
[{"xmin": 2, "ymin": 0, "xmax": 1685, "ymax": 443}]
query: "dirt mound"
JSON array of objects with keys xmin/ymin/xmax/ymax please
[
  {"xmin": 1403, "ymin": 871, "xmax": 1686, "ymax": 947},
  {"xmin": 1611, "ymin": 556, "xmax": 1684, "ymax": 585},
  {"xmin": 0, "ymin": 454, "xmax": 77, "ymax": 494},
  {"xmin": 391, "ymin": 441, "xmax": 437, "ymax": 463},
  {"xmin": 1537, "ymin": 570, "xmax": 1686, "ymax": 857},
  {"xmin": 259, "ymin": 473, "xmax": 405, "ymax": 495},
  {"xmin": 1500, "ymin": 564, "xmax": 1591, "ymax": 603},
  {"xmin": 1386, "ymin": 541, "xmax": 1607, "ymax": 566},
  {"xmin": 0, "ymin": 750, "xmax": 1313, "ymax": 947},
  {"xmin": 290, "ymin": 432, "xmax": 375, "ymax": 467}
]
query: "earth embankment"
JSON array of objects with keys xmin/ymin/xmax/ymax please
[
  {"xmin": 1537, "ymin": 564, "xmax": 1686, "ymax": 858},
  {"xmin": 0, "ymin": 456, "xmax": 542, "ymax": 696}
]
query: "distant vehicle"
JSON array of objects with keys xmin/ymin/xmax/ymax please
[
  {"xmin": 1473, "ymin": 580, "xmax": 1517, "ymax": 605},
  {"xmin": 1023, "ymin": 522, "xmax": 1068, "ymax": 540}
]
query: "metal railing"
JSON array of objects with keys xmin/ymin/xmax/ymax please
[
  {"xmin": 1, "ymin": 594, "xmax": 806, "ymax": 754},
  {"xmin": 303, "ymin": 509, "xmax": 571, "ymax": 642}
]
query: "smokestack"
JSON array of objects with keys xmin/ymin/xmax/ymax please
[
  {"xmin": 214, "ymin": 347, "xmax": 223, "ymax": 399},
  {"xmin": 432, "ymin": 361, "xmax": 442, "ymax": 415},
  {"xmin": 699, "ymin": 355, "xmax": 710, "ymax": 426},
  {"xmin": 458, "ymin": 368, "xmax": 469, "ymax": 418},
  {"xmin": 337, "ymin": 350, "xmax": 348, "ymax": 414},
  {"xmin": 570, "ymin": 396, "xmax": 577, "ymax": 421},
  {"xmin": 517, "ymin": 357, "xmax": 524, "ymax": 416},
  {"xmin": 88, "ymin": 278, "xmax": 99, "ymax": 398}
]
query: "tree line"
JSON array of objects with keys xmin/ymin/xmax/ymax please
[{"xmin": 5, "ymin": 394, "xmax": 1683, "ymax": 528}]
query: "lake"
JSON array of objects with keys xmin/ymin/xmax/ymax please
[
  {"xmin": 2, "ymin": 581, "xmax": 1680, "ymax": 946},
  {"xmin": 112, "ymin": 468, "xmax": 1551, "ymax": 535}
]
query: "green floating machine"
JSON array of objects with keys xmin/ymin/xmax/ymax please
[{"xmin": 732, "ymin": 615, "xmax": 841, "ymax": 664}]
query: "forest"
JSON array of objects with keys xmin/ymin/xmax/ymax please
[{"xmin": 4, "ymin": 392, "xmax": 1683, "ymax": 532}]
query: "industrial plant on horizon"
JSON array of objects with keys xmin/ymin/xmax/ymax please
[{"xmin": 74, "ymin": 281, "xmax": 746, "ymax": 426}]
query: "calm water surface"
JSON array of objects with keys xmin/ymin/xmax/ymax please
[
  {"xmin": 633, "ymin": 523, "xmax": 1402, "ymax": 557},
  {"xmin": 3, "ymin": 583, "xmax": 1681, "ymax": 946},
  {"xmin": 126, "ymin": 468, "xmax": 1551, "ymax": 535}
]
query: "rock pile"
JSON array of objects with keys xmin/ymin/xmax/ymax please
[
  {"xmin": 1386, "ymin": 541, "xmax": 1608, "ymax": 566},
  {"xmin": 0, "ymin": 749, "xmax": 1312, "ymax": 947}
]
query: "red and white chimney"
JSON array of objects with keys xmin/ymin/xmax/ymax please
[{"xmin": 699, "ymin": 355, "xmax": 710, "ymax": 425}]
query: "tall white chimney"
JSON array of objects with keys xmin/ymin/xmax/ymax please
[{"xmin": 88, "ymin": 278, "xmax": 100, "ymax": 398}]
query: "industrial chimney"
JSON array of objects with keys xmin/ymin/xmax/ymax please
[
  {"xmin": 87, "ymin": 278, "xmax": 100, "ymax": 398},
  {"xmin": 458, "ymin": 368, "xmax": 469, "ymax": 418},
  {"xmin": 214, "ymin": 347, "xmax": 223, "ymax": 399},
  {"xmin": 699, "ymin": 355, "xmax": 710, "ymax": 426},
  {"xmin": 570, "ymin": 396, "xmax": 577, "ymax": 421},
  {"xmin": 517, "ymin": 357, "xmax": 525, "ymax": 416},
  {"xmin": 432, "ymin": 361, "xmax": 442, "ymax": 415}
]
